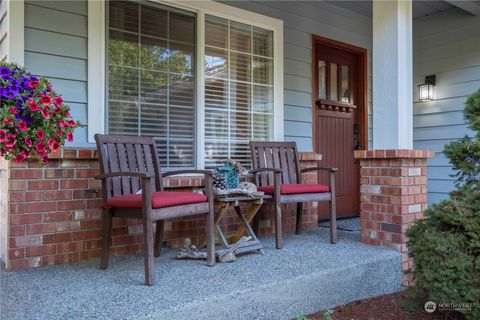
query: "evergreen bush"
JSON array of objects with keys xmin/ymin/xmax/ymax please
[{"xmin": 405, "ymin": 90, "xmax": 480, "ymax": 319}]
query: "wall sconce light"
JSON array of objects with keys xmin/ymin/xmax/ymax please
[{"xmin": 418, "ymin": 75, "xmax": 436, "ymax": 101}]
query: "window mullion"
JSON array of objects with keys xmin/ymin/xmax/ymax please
[
  {"xmin": 250, "ymin": 24, "xmax": 254, "ymax": 143},
  {"xmin": 166, "ymin": 11, "xmax": 170, "ymax": 168},
  {"xmin": 227, "ymin": 19, "xmax": 231, "ymax": 160},
  {"xmin": 196, "ymin": 10, "xmax": 206, "ymax": 169},
  {"xmin": 137, "ymin": 4, "xmax": 141, "ymax": 137}
]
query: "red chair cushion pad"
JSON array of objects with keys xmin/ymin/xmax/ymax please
[
  {"xmin": 107, "ymin": 192, "xmax": 208, "ymax": 209},
  {"xmin": 258, "ymin": 184, "xmax": 330, "ymax": 195}
]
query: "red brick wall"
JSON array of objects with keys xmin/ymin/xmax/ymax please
[{"xmin": 6, "ymin": 148, "xmax": 322, "ymax": 270}]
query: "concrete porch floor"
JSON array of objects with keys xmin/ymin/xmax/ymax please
[{"xmin": 1, "ymin": 228, "xmax": 402, "ymax": 320}]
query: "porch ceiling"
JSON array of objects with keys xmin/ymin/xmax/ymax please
[{"xmin": 328, "ymin": 0, "xmax": 471, "ymax": 19}]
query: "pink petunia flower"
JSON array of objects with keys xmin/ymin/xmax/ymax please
[
  {"xmin": 9, "ymin": 106, "xmax": 19, "ymax": 115},
  {"xmin": 35, "ymin": 142, "xmax": 46, "ymax": 154},
  {"xmin": 52, "ymin": 106, "xmax": 61, "ymax": 114},
  {"xmin": 27, "ymin": 80, "xmax": 39, "ymax": 89},
  {"xmin": 66, "ymin": 132, "xmax": 73, "ymax": 142},
  {"xmin": 40, "ymin": 95, "xmax": 53, "ymax": 106},
  {"xmin": 14, "ymin": 151, "xmax": 28, "ymax": 163},
  {"xmin": 48, "ymin": 138, "xmax": 60, "ymax": 151},
  {"xmin": 3, "ymin": 117, "xmax": 13, "ymax": 125},
  {"xmin": 54, "ymin": 96, "xmax": 63, "ymax": 107},
  {"xmin": 24, "ymin": 137, "xmax": 33, "ymax": 148},
  {"xmin": 36, "ymin": 129, "xmax": 45, "ymax": 141},
  {"xmin": 28, "ymin": 101, "xmax": 39, "ymax": 111},
  {"xmin": 59, "ymin": 120, "xmax": 67, "ymax": 128},
  {"xmin": 5, "ymin": 133, "xmax": 16, "ymax": 148},
  {"xmin": 67, "ymin": 120, "xmax": 77, "ymax": 127},
  {"xmin": 42, "ymin": 156, "xmax": 48, "ymax": 165},
  {"xmin": 18, "ymin": 121, "xmax": 27, "ymax": 131},
  {"xmin": 56, "ymin": 130, "xmax": 64, "ymax": 137},
  {"xmin": 40, "ymin": 108, "xmax": 50, "ymax": 120},
  {"xmin": 0, "ymin": 130, "xmax": 6, "ymax": 142}
]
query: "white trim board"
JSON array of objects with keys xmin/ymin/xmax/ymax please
[
  {"xmin": 87, "ymin": 0, "xmax": 284, "ymax": 167},
  {"xmin": 6, "ymin": 0, "xmax": 24, "ymax": 65},
  {"xmin": 87, "ymin": 0, "xmax": 106, "ymax": 143}
]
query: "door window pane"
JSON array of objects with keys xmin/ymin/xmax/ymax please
[
  {"xmin": 107, "ymin": 2, "xmax": 196, "ymax": 168},
  {"xmin": 329, "ymin": 63, "xmax": 338, "ymax": 101},
  {"xmin": 341, "ymin": 65, "xmax": 350, "ymax": 103},
  {"xmin": 317, "ymin": 60, "xmax": 326, "ymax": 99}
]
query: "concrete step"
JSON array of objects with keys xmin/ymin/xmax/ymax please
[{"xmin": 1, "ymin": 228, "xmax": 402, "ymax": 320}]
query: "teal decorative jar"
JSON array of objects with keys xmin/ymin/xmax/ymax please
[{"xmin": 217, "ymin": 162, "xmax": 240, "ymax": 189}]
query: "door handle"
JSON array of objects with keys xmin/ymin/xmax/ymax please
[{"xmin": 353, "ymin": 139, "xmax": 361, "ymax": 151}]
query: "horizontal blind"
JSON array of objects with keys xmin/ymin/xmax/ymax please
[
  {"xmin": 204, "ymin": 15, "xmax": 274, "ymax": 168},
  {"xmin": 108, "ymin": 1, "xmax": 196, "ymax": 168}
]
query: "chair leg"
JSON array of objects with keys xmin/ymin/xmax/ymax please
[
  {"xmin": 295, "ymin": 203, "xmax": 303, "ymax": 235},
  {"xmin": 329, "ymin": 196, "xmax": 337, "ymax": 244},
  {"xmin": 206, "ymin": 206, "xmax": 215, "ymax": 267},
  {"xmin": 142, "ymin": 214, "xmax": 155, "ymax": 286},
  {"xmin": 100, "ymin": 208, "xmax": 112, "ymax": 270},
  {"xmin": 274, "ymin": 202, "xmax": 283, "ymax": 249},
  {"xmin": 154, "ymin": 220, "xmax": 164, "ymax": 257}
]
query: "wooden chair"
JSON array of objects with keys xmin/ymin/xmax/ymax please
[
  {"xmin": 94, "ymin": 134, "xmax": 215, "ymax": 285},
  {"xmin": 249, "ymin": 141, "xmax": 337, "ymax": 249}
]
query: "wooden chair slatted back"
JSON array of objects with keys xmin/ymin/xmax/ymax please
[
  {"xmin": 95, "ymin": 134, "xmax": 163, "ymax": 199},
  {"xmin": 250, "ymin": 141, "xmax": 301, "ymax": 186}
]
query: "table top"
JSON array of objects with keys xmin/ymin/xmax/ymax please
[{"xmin": 214, "ymin": 194, "xmax": 271, "ymax": 203}]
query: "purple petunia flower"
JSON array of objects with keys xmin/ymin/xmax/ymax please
[
  {"xmin": 0, "ymin": 66, "xmax": 11, "ymax": 80},
  {"xmin": 4, "ymin": 88, "xmax": 18, "ymax": 100},
  {"xmin": 16, "ymin": 113, "xmax": 33, "ymax": 125}
]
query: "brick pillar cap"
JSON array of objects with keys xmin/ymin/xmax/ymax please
[{"xmin": 354, "ymin": 149, "xmax": 435, "ymax": 159}]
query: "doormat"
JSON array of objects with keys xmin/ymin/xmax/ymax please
[{"xmin": 319, "ymin": 217, "xmax": 361, "ymax": 232}]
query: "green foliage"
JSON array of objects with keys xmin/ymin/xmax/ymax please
[
  {"xmin": 405, "ymin": 90, "xmax": 480, "ymax": 319},
  {"xmin": 322, "ymin": 309, "xmax": 334, "ymax": 320}
]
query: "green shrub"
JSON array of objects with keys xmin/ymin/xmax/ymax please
[{"xmin": 405, "ymin": 90, "xmax": 480, "ymax": 319}]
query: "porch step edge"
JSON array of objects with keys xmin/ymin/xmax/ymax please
[{"xmin": 147, "ymin": 254, "xmax": 402, "ymax": 320}]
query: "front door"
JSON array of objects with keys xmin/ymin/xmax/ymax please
[{"xmin": 313, "ymin": 38, "xmax": 366, "ymax": 219}]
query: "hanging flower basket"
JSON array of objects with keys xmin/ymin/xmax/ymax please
[{"xmin": 0, "ymin": 63, "xmax": 80, "ymax": 164}]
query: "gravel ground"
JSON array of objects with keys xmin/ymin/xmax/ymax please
[{"xmin": 1, "ymin": 228, "xmax": 402, "ymax": 320}]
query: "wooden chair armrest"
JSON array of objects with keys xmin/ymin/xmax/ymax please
[
  {"xmin": 301, "ymin": 167, "xmax": 338, "ymax": 174},
  {"xmin": 249, "ymin": 168, "xmax": 283, "ymax": 174},
  {"xmin": 161, "ymin": 170, "xmax": 213, "ymax": 178},
  {"xmin": 94, "ymin": 172, "xmax": 153, "ymax": 180}
]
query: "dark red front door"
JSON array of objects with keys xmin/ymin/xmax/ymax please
[{"xmin": 313, "ymin": 42, "xmax": 362, "ymax": 219}]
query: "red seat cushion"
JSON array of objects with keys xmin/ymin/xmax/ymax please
[
  {"xmin": 258, "ymin": 184, "xmax": 330, "ymax": 195},
  {"xmin": 106, "ymin": 192, "xmax": 208, "ymax": 209}
]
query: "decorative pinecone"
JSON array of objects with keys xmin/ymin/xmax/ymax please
[{"xmin": 212, "ymin": 170, "xmax": 228, "ymax": 190}]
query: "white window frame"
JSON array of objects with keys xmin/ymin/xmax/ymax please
[{"xmin": 87, "ymin": 0, "xmax": 284, "ymax": 169}]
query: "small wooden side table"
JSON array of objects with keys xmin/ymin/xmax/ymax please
[{"xmin": 199, "ymin": 195, "xmax": 270, "ymax": 255}]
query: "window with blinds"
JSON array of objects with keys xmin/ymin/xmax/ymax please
[
  {"xmin": 204, "ymin": 15, "xmax": 274, "ymax": 168},
  {"xmin": 107, "ymin": 1, "xmax": 196, "ymax": 168}
]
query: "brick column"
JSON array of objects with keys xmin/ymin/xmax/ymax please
[{"xmin": 354, "ymin": 149, "xmax": 435, "ymax": 285}]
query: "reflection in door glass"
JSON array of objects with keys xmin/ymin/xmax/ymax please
[
  {"xmin": 318, "ymin": 60, "xmax": 326, "ymax": 99},
  {"xmin": 341, "ymin": 65, "xmax": 350, "ymax": 103},
  {"xmin": 330, "ymin": 63, "xmax": 338, "ymax": 101}
]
